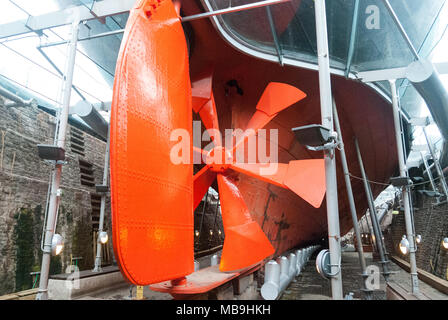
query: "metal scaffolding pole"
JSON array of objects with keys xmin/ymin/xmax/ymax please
[
  {"xmin": 36, "ymin": 12, "xmax": 80, "ymax": 300},
  {"xmin": 366, "ymin": 179, "xmax": 387, "ymax": 255},
  {"xmin": 389, "ymin": 79, "xmax": 420, "ymax": 294},
  {"xmin": 314, "ymin": 0, "xmax": 343, "ymax": 300},
  {"xmin": 333, "ymin": 101, "xmax": 372, "ymax": 299},
  {"xmin": 420, "ymin": 151, "xmax": 438, "ymax": 195},
  {"xmin": 181, "ymin": 0, "xmax": 290, "ymax": 22},
  {"xmin": 197, "ymin": 190, "xmax": 209, "ymax": 247},
  {"xmin": 93, "ymin": 126, "xmax": 110, "ymax": 272},
  {"xmin": 422, "ymin": 127, "xmax": 448, "ymax": 199},
  {"xmin": 354, "ymin": 139, "xmax": 390, "ymax": 281}
]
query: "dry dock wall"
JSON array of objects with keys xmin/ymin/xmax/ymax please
[
  {"xmin": 0, "ymin": 94, "xmax": 112, "ymax": 295},
  {"xmin": 384, "ymin": 185, "xmax": 448, "ymax": 283},
  {"xmin": 0, "ymin": 93, "xmax": 224, "ymax": 296}
]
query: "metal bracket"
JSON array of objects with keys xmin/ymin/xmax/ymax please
[{"xmin": 305, "ymin": 139, "xmax": 338, "ymax": 152}]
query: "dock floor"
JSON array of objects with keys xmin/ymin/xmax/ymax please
[{"xmin": 281, "ymin": 250, "xmax": 448, "ymax": 300}]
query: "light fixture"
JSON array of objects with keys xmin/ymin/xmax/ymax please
[
  {"xmin": 37, "ymin": 144, "xmax": 65, "ymax": 161},
  {"xmin": 99, "ymin": 231, "xmax": 108, "ymax": 244},
  {"xmin": 51, "ymin": 234, "xmax": 64, "ymax": 256},
  {"xmin": 315, "ymin": 249, "xmax": 332, "ymax": 279},
  {"xmin": 218, "ymin": 230, "xmax": 222, "ymax": 235},
  {"xmin": 442, "ymin": 237, "xmax": 448, "ymax": 250},
  {"xmin": 209, "ymin": 230, "xmax": 213, "ymax": 236},
  {"xmin": 292, "ymin": 124, "xmax": 331, "ymax": 147},
  {"xmin": 399, "ymin": 235, "xmax": 410, "ymax": 255},
  {"xmin": 415, "ymin": 234, "xmax": 422, "ymax": 244},
  {"xmin": 195, "ymin": 230, "xmax": 199, "ymax": 237}
]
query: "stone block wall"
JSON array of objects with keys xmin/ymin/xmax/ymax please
[
  {"xmin": 384, "ymin": 183, "xmax": 448, "ymax": 282},
  {"xmin": 194, "ymin": 194, "xmax": 224, "ymax": 252},
  {"xmin": 0, "ymin": 94, "xmax": 112, "ymax": 295}
]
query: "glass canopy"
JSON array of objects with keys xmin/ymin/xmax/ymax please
[
  {"xmin": 205, "ymin": 0, "xmax": 448, "ymax": 116},
  {"xmin": 0, "ymin": 0, "xmax": 447, "ymax": 148},
  {"xmin": 203, "ymin": 0, "xmax": 448, "ymax": 168},
  {"xmin": 0, "ymin": 0, "xmax": 128, "ymax": 133}
]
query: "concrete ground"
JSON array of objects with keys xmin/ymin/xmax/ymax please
[
  {"xmin": 4, "ymin": 249, "xmax": 445, "ymax": 300},
  {"xmin": 77, "ymin": 250, "xmax": 448, "ymax": 300},
  {"xmin": 76, "ymin": 252, "xmax": 223, "ymax": 300},
  {"xmin": 281, "ymin": 250, "xmax": 448, "ymax": 300}
]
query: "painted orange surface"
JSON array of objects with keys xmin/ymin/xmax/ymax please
[
  {"xmin": 150, "ymin": 264, "xmax": 260, "ymax": 296},
  {"xmin": 109, "ymin": 0, "xmax": 399, "ymax": 286},
  {"xmin": 110, "ymin": 0, "xmax": 193, "ymax": 285},
  {"xmin": 191, "ymin": 72, "xmax": 326, "ymax": 272},
  {"xmin": 181, "ymin": 0, "xmax": 398, "ymax": 258}
]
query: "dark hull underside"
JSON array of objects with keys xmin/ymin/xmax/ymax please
[{"xmin": 184, "ymin": 1, "xmax": 398, "ymax": 256}]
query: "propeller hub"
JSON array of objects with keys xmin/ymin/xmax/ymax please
[{"xmin": 205, "ymin": 146, "xmax": 233, "ymax": 173}]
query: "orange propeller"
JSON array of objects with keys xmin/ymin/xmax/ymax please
[{"xmin": 192, "ymin": 71, "xmax": 326, "ymax": 272}]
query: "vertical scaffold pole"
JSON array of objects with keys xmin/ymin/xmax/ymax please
[
  {"xmin": 36, "ymin": 11, "xmax": 80, "ymax": 300},
  {"xmin": 354, "ymin": 139, "xmax": 390, "ymax": 281},
  {"xmin": 93, "ymin": 126, "xmax": 110, "ymax": 272},
  {"xmin": 389, "ymin": 79, "xmax": 420, "ymax": 294},
  {"xmin": 314, "ymin": 0, "xmax": 343, "ymax": 300},
  {"xmin": 333, "ymin": 101, "xmax": 372, "ymax": 299},
  {"xmin": 419, "ymin": 151, "xmax": 438, "ymax": 196},
  {"xmin": 422, "ymin": 127, "xmax": 448, "ymax": 199}
]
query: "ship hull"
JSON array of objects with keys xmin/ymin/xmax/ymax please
[{"xmin": 183, "ymin": 1, "xmax": 398, "ymax": 256}]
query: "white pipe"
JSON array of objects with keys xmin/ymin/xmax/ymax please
[
  {"xmin": 295, "ymin": 250, "xmax": 302, "ymax": 274},
  {"xmin": 261, "ymin": 260, "xmax": 280, "ymax": 300},
  {"xmin": 288, "ymin": 253, "xmax": 297, "ymax": 279},
  {"xmin": 194, "ymin": 260, "xmax": 200, "ymax": 271},
  {"xmin": 0, "ymin": 84, "xmax": 37, "ymax": 108},
  {"xmin": 261, "ymin": 245, "xmax": 318, "ymax": 300},
  {"xmin": 211, "ymin": 254, "xmax": 219, "ymax": 266},
  {"xmin": 278, "ymin": 256, "xmax": 290, "ymax": 293}
]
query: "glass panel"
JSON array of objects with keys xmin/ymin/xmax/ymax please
[
  {"xmin": 0, "ymin": 1, "xmax": 28, "ymax": 23},
  {"xmin": 207, "ymin": 0, "xmax": 447, "ymax": 73},
  {"xmin": 0, "ymin": 42, "xmax": 62, "ymax": 104},
  {"xmin": 210, "ymin": 0, "xmax": 278, "ymax": 55},
  {"xmin": 0, "ymin": 29, "xmax": 112, "ymax": 107},
  {"xmin": 9, "ymin": 0, "xmax": 61, "ymax": 16},
  {"xmin": 351, "ymin": 0, "xmax": 446, "ymax": 72}
]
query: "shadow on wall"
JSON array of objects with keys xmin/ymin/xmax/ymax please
[{"xmin": 13, "ymin": 206, "xmax": 62, "ymax": 293}]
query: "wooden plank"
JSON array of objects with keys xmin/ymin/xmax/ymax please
[
  {"xmin": 0, "ymin": 294, "xmax": 19, "ymax": 300},
  {"xmin": 16, "ymin": 288, "xmax": 38, "ymax": 297},
  {"xmin": 0, "ymin": 288, "xmax": 38, "ymax": 300},
  {"xmin": 391, "ymin": 255, "xmax": 448, "ymax": 296}
]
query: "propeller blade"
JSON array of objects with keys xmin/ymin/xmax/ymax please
[
  {"xmin": 217, "ymin": 174, "xmax": 274, "ymax": 272},
  {"xmin": 256, "ymin": 82, "xmax": 307, "ymax": 117},
  {"xmin": 283, "ymin": 159, "xmax": 326, "ymax": 208},
  {"xmin": 191, "ymin": 70, "xmax": 213, "ymax": 112},
  {"xmin": 229, "ymin": 159, "xmax": 326, "ymax": 208},
  {"xmin": 233, "ymin": 82, "xmax": 306, "ymax": 151},
  {"xmin": 192, "ymin": 70, "xmax": 222, "ymax": 146},
  {"xmin": 193, "ymin": 165, "xmax": 217, "ymax": 210},
  {"xmin": 229, "ymin": 162, "xmax": 288, "ymax": 189}
]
